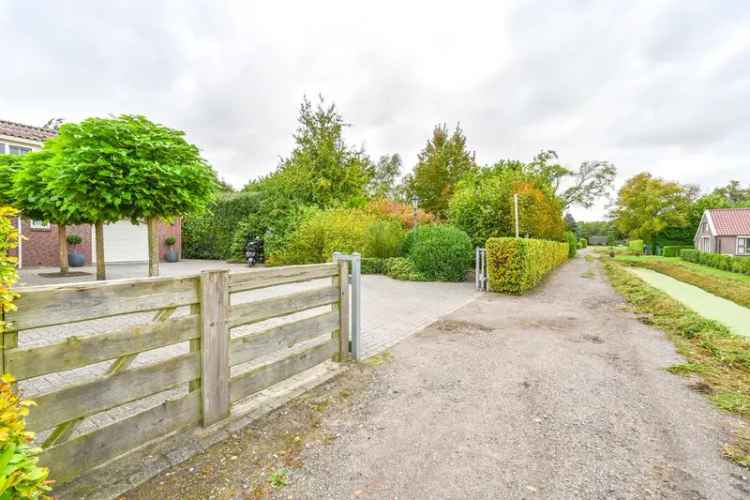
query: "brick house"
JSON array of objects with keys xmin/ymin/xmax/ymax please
[
  {"xmin": 694, "ymin": 208, "xmax": 750, "ymax": 256},
  {"xmin": 1, "ymin": 119, "xmax": 181, "ymax": 268}
]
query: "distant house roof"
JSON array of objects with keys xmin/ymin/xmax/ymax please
[
  {"xmin": 0, "ymin": 119, "xmax": 57, "ymax": 142},
  {"xmin": 707, "ymin": 208, "xmax": 750, "ymax": 236}
]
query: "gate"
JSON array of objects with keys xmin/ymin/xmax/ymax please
[{"xmin": 475, "ymin": 247, "xmax": 487, "ymax": 291}]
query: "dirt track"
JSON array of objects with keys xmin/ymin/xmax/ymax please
[{"xmin": 274, "ymin": 253, "xmax": 750, "ymax": 499}]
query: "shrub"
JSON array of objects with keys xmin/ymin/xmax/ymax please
[
  {"xmin": 628, "ymin": 239, "xmax": 644, "ymax": 256},
  {"xmin": 565, "ymin": 231, "xmax": 577, "ymax": 258},
  {"xmin": 486, "ymin": 237, "xmax": 568, "ymax": 294},
  {"xmin": 361, "ymin": 257, "xmax": 385, "ymax": 274},
  {"xmin": 383, "ymin": 257, "xmax": 426, "ymax": 281},
  {"xmin": 364, "ymin": 219, "xmax": 405, "ymax": 259},
  {"xmin": 66, "ymin": 234, "xmax": 82, "ymax": 246},
  {"xmin": 405, "ymin": 225, "xmax": 473, "ymax": 281},
  {"xmin": 578, "ymin": 238, "xmax": 587, "ymax": 248},
  {"xmin": 681, "ymin": 249, "xmax": 750, "ymax": 275},
  {"xmin": 680, "ymin": 248, "xmax": 698, "ymax": 261},
  {"xmin": 0, "ymin": 207, "xmax": 19, "ymax": 329},
  {"xmin": 661, "ymin": 245, "xmax": 692, "ymax": 257},
  {"xmin": 164, "ymin": 236, "xmax": 176, "ymax": 246},
  {"xmin": 183, "ymin": 191, "xmax": 263, "ymax": 259},
  {"xmin": 365, "ymin": 199, "xmax": 434, "ymax": 229}
]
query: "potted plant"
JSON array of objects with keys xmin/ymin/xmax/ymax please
[
  {"xmin": 164, "ymin": 236, "xmax": 178, "ymax": 262},
  {"xmin": 67, "ymin": 234, "xmax": 85, "ymax": 267}
]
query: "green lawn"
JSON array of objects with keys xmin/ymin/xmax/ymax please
[{"xmin": 615, "ymin": 255, "xmax": 750, "ymax": 284}]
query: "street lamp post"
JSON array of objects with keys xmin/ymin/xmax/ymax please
[{"xmin": 411, "ymin": 194, "xmax": 419, "ymax": 229}]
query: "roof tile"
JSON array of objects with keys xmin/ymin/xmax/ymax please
[
  {"xmin": 708, "ymin": 208, "xmax": 750, "ymax": 236},
  {"xmin": 0, "ymin": 119, "xmax": 57, "ymax": 142}
]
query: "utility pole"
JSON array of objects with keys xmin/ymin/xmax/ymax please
[{"xmin": 514, "ymin": 193, "xmax": 520, "ymax": 238}]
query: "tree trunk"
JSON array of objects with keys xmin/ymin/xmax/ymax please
[
  {"xmin": 58, "ymin": 224, "xmax": 69, "ymax": 274},
  {"xmin": 147, "ymin": 217, "xmax": 159, "ymax": 277},
  {"xmin": 95, "ymin": 221, "xmax": 106, "ymax": 280}
]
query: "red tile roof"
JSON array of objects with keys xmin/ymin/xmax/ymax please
[
  {"xmin": 708, "ymin": 208, "xmax": 750, "ymax": 236},
  {"xmin": 0, "ymin": 119, "xmax": 57, "ymax": 142}
]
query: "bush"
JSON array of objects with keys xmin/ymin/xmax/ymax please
[
  {"xmin": 164, "ymin": 236, "xmax": 176, "ymax": 246},
  {"xmin": 365, "ymin": 199, "xmax": 434, "ymax": 229},
  {"xmin": 404, "ymin": 225, "xmax": 472, "ymax": 282},
  {"xmin": 578, "ymin": 238, "xmax": 587, "ymax": 248},
  {"xmin": 361, "ymin": 257, "xmax": 385, "ymax": 274},
  {"xmin": 661, "ymin": 245, "xmax": 692, "ymax": 257},
  {"xmin": 66, "ymin": 234, "xmax": 82, "ymax": 246},
  {"xmin": 565, "ymin": 231, "xmax": 577, "ymax": 258},
  {"xmin": 628, "ymin": 239, "xmax": 644, "ymax": 256},
  {"xmin": 183, "ymin": 191, "xmax": 264, "ymax": 259},
  {"xmin": 486, "ymin": 237, "xmax": 568, "ymax": 294},
  {"xmin": 364, "ymin": 219, "xmax": 405, "ymax": 259},
  {"xmin": 383, "ymin": 257, "xmax": 426, "ymax": 281},
  {"xmin": 681, "ymin": 249, "xmax": 750, "ymax": 275}
]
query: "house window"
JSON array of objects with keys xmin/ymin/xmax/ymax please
[
  {"xmin": 30, "ymin": 220, "xmax": 50, "ymax": 230},
  {"xmin": 738, "ymin": 237, "xmax": 750, "ymax": 256},
  {"xmin": 701, "ymin": 237, "xmax": 711, "ymax": 252},
  {"xmin": 8, "ymin": 145, "xmax": 32, "ymax": 155},
  {"xmin": 0, "ymin": 143, "xmax": 5, "ymax": 154}
]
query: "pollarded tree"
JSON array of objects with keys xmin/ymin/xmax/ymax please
[{"xmin": 50, "ymin": 115, "xmax": 216, "ymax": 278}]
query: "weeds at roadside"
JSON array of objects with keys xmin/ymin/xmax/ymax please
[
  {"xmin": 269, "ymin": 468, "xmax": 289, "ymax": 489},
  {"xmin": 364, "ymin": 351, "xmax": 393, "ymax": 367},
  {"xmin": 604, "ymin": 260, "xmax": 750, "ymax": 468},
  {"xmin": 584, "ymin": 254, "xmax": 594, "ymax": 262},
  {"xmin": 581, "ymin": 269, "xmax": 596, "ymax": 279}
]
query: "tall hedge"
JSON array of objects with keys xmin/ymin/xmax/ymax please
[
  {"xmin": 661, "ymin": 245, "xmax": 692, "ymax": 257},
  {"xmin": 681, "ymin": 248, "xmax": 750, "ymax": 275},
  {"xmin": 565, "ymin": 231, "xmax": 577, "ymax": 258},
  {"xmin": 486, "ymin": 237, "xmax": 568, "ymax": 294},
  {"xmin": 182, "ymin": 191, "xmax": 263, "ymax": 259},
  {"xmin": 628, "ymin": 239, "xmax": 644, "ymax": 256}
]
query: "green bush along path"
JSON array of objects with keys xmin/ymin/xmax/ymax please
[{"xmin": 626, "ymin": 267, "xmax": 750, "ymax": 338}]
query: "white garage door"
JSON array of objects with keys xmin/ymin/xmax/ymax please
[{"xmin": 92, "ymin": 221, "xmax": 149, "ymax": 263}]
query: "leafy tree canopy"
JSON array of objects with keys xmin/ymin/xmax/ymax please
[
  {"xmin": 0, "ymin": 155, "xmax": 22, "ymax": 206},
  {"xmin": 367, "ymin": 153, "xmax": 402, "ymax": 199},
  {"xmin": 406, "ymin": 123, "xmax": 477, "ymax": 218}
]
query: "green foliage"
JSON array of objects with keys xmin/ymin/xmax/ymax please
[
  {"xmin": 628, "ymin": 239, "xmax": 644, "ymax": 256},
  {"xmin": 405, "ymin": 225, "xmax": 473, "ymax": 282},
  {"xmin": 229, "ymin": 204, "xmax": 312, "ymax": 263},
  {"xmin": 406, "ymin": 123, "xmax": 477, "ymax": 218},
  {"xmin": 0, "ymin": 207, "xmax": 19, "ymax": 330},
  {"xmin": 183, "ymin": 191, "xmax": 264, "ymax": 259},
  {"xmin": 486, "ymin": 237, "xmax": 568, "ymax": 294},
  {"xmin": 0, "ymin": 374, "xmax": 52, "ymax": 499},
  {"xmin": 565, "ymin": 231, "xmax": 577, "ymax": 258},
  {"xmin": 361, "ymin": 257, "xmax": 385, "ymax": 274},
  {"xmin": 383, "ymin": 257, "xmax": 426, "ymax": 281},
  {"xmin": 66, "ymin": 234, "xmax": 82, "ymax": 246},
  {"xmin": 49, "ymin": 115, "xmax": 216, "ymax": 224},
  {"xmin": 0, "ymin": 156, "xmax": 21, "ymax": 206},
  {"xmin": 448, "ymin": 164, "xmax": 565, "ymax": 247},
  {"xmin": 367, "ymin": 154, "xmax": 402, "ymax": 199},
  {"xmin": 164, "ymin": 236, "xmax": 176, "ymax": 247},
  {"xmin": 681, "ymin": 250, "xmax": 750, "ymax": 275},
  {"xmin": 578, "ymin": 238, "xmax": 588, "ymax": 248},
  {"xmin": 661, "ymin": 245, "xmax": 692, "ymax": 257},
  {"xmin": 364, "ymin": 219, "xmax": 405, "ymax": 259}
]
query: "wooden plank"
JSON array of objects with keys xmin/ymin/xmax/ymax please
[
  {"xmin": 337, "ymin": 260, "xmax": 350, "ymax": 361},
  {"xmin": 230, "ymin": 310, "xmax": 338, "ymax": 367},
  {"xmin": 229, "ymin": 263, "xmax": 337, "ymax": 293},
  {"xmin": 6, "ymin": 275, "xmax": 200, "ymax": 331},
  {"xmin": 41, "ymin": 391, "xmax": 201, "ymax": 485},
  {"xmin": 229, "ymin": 337, "xmax": 337, "ymax": 403},
  {"xmin": 199, "ymin": 270, "xmax": 231, "ymax": 426},
  {"xmin": 27, "ymin": 352, "xmax": 200, "ymax": 432},
  {"xmin": 229, "ymin": 286, "xmax": 339, "ymax": 329},
  {"xmin": 6, "ymin": 314, "xmax": 199, "ymax": 381}
]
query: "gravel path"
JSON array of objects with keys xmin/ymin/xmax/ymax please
[
  {"xmin": 627, "ymin": 266, "xmax": 750, "ymax": 338},
  {"xmin": 275, "ymin": 253, "xmax": 750, "ymax": 499}
]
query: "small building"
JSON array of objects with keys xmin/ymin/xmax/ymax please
[
  {"xmin": 1, "ymin": 119, "xmax": 181, "ymax": 268},
  {"xmin": 694, "ymin": 208, "xmax": 750, "ymax": 256}
]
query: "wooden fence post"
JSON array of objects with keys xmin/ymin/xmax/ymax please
[
  {"xmin": 337, "ymin": 260, "xmax": 350, "ymax": 362},
  {"xmin": 199, "ymin": 269, "xmax": 230, "ymax": 426}
]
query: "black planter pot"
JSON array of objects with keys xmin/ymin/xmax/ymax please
[
  {"xmin": 165, "ymin": 249, "xmax": 178, "ymax": 263},
  {"xmin": 68, "ymin": 252, "xmax": 85, "ymax": 267}
]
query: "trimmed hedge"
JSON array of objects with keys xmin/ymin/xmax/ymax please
[
  {"xmin": 565, "ymin": 231, "xmax": 577, "ymax": 258},
  {"xmin": 486, "ymin": 237, "xmax": 568, "ymax": 294},
  {"xmin": 681, "ymin": 249, "xmax": 750, "ymax": 275},
  {"xmin": 661, "ymin": 245, "xmax": 693, "ymax": 257},
  {"xmin": 628, "ymin": 239, "xmax": 644, "ymax": 256},
  {"xmin": 406, "ymin": 225, "xmax": 473, "ymax": 282}
]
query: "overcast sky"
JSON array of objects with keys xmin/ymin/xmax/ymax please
[{"xmin": 1, "ymin": 1, "xmax": 749, "ymax": 220}]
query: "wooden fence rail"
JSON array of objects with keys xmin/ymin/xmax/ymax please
[{"xmin": 1, "ymin": 262, "xmax": 349, "ymax": 487}]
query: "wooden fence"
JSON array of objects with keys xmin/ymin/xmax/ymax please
[{"xmin": 1, "ymin": 261, "xmax": 350, "ymax": 487}]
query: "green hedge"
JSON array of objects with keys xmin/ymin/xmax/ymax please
[
  {"xmin": 383, "ymin": 257, "xmax": 426, "ymax": 281},
  {"xmin": 486, "ymin": 237, "xmax": 568, "ymax": 294},
  {"xmin": 406, "ymin": 225, "xmax": 473, "ymax": 282},
  {"xmin": 361, "ymin": 257, "xmax": 385, "ymax": 274},
  {"xmin": 578, "ymin": 238, "xmax": 588, "ymax": 249},
  {"xmin": 661, "ymin": 245, "xmax": 693, "ymax": 257},
  {"xmin": 628, "ymin": 239, "xmax": 644, "ymax": 256},
  {"xmin": 681, "ymin": 249, "xmax": 750, "ymax": 275},
  {"xmin": 565, "ymin": 231, "xmax": 577, "ymax": 258}
]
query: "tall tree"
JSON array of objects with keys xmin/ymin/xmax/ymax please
[
  {"xmin": 408, "ymin": 123, "xmax": 477, "ymax": 218},
  {"xmin": 611, "ymin": 172, "xmax": 695, "ymax": 245},
  {"xmin": 711, "ymin": 180, "xmax": 750, "ymax": 205},
  {"xmin": 50, "ymin": 115, "xmax": 216, "ymax": 278},
  {"xmin": 367, "ymin": 153, "xmax": 402, "ymax": 199},
  {"xmin": 564, "ymin": 213, "xmax": 578, "ymax": 236}
]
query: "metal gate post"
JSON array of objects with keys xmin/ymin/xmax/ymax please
[{"xmin": 332, "ymin": 252, "xmax": 363, "ymax": 360}]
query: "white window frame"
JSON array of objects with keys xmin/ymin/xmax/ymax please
[
  {"xmin": 0, "ymin": 143, "xmax": 5, "ymax": 154},
  {"xmin": 8, "ymin": 145, "xmax": 32, "ymax": 155},
  {"xmin": 30, "ymin": 220, "xmax": 51, "ymax": 230},
  {"xmin": 737, "ymin": 236, "xmax": 750, "ymax": 256},
  {"xmin": 701, "ymin": 236, "xmax": 711, "ymax": 252}
]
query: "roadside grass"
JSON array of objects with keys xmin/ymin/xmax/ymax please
[
  {"xmin": 604, "ymin": 259, "xmax": 750, "ymax": 468},
  {"xmin": 615, "ymin": 255, "xmax": 750, "ymax": 309}
]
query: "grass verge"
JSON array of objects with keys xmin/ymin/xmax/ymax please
[
  {"xmin": 603, "ymin": 259, "xmax": 750, "ymax": 468},
  {"xmin": 615, "ymin": 255, "xmax": 750, "ymax": 309}
]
